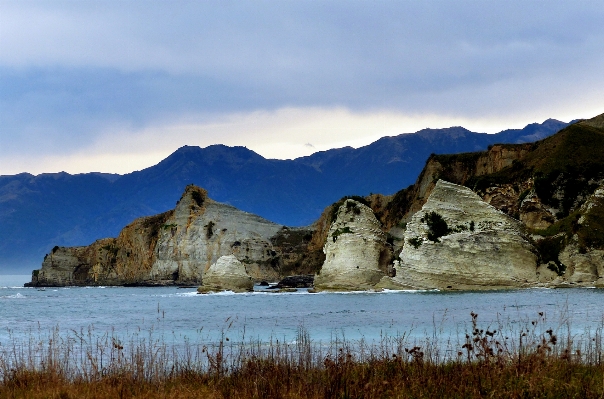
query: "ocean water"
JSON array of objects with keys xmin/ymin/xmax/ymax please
[{"xmin": 2, "ymin": 274, "xmax": 604, "ymax": 351}]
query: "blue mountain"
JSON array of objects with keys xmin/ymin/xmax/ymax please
[{"xmin": 0, "ymin": 119, "xmax": 569, "ymax": 273}]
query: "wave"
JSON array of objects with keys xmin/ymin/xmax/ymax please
[{"xmin": 2, "ymin": 292, "xmax": 26, "ymax": 299}]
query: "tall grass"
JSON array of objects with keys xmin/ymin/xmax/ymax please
[{"xmin": 2, "ymin": 312, "xmax": 604, "ymax": 398}]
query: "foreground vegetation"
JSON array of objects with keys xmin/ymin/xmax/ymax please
[{"xmin": 2, "ymin": 313, "xmax": 604, "ymax": 398}]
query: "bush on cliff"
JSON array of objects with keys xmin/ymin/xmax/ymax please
[
  {"xmin": 329, "ymin": 196, "xmax": 370, "ymax": 223},
  {"xmin": 421, "ymin": 211, "xmax": 451, "ymax": 242}
]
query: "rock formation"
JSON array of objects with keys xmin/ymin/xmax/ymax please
[
  {"xmin": 26, "ymin": 113, "xmax": 604, "ymax": 291},
  {"xmin": 149, "ymin": 185, "xmax": 284, "ymax": 283},
  {"xmin": 28, "ymin": 185, "xmax": 323, "ymax": 287},
  {"xmin": 197, "ymin": 255, "xmax": 254, "ymax": 293},
  {"xmin": 314, "ymin": 199, "xmax": 388, "ymax": 291},
  {"xmin": 384, "ymin": 180, "xmax": 539, "ymax": 290},
  {"xmin": 271, "ymin": 275, "xmax": 314, "ymax": 289},
  {"xmin": 554, "ymin": 183, "xmax": 604, "ymax": 286}
]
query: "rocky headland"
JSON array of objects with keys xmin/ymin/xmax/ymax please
[
  {"xmin": 26, "ymin": 113, "xmax": 604, "ymax": 291},
  {"xmin": 28, "ymin": 185, "xmax": 323, "ymax": 289}
]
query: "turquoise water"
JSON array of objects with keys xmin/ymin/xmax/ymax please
[{"xmin": 2, "ymin": 275, "xmax": 604, "ymax": 350}]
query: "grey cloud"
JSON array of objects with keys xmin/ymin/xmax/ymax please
[{"xmin": 1, "ymin": 1, "xmax": 603, "ymax": 158}]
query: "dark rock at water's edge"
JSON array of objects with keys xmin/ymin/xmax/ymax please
[
  {"xmin": 24, "ymin": 279, "xmax": 184, "ymax": 288},
  {"xmin": 24, "ymin": 281, "xmax": 62, "ymax": 288},
  {"xmin": 269, "ymin": 274, "xmax": 315, "ymax": 289}
]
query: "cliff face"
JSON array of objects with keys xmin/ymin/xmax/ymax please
[
  {"xmin": 314, "ymin": 199, "xmax": 389, "ymax": 291},
  {"xmin": 377, "ymin": 143, "xmax": 534, "ymax": 231},
  {"xmin": 149, "ymin": 186, "xmax": 283, "ymax": 283},
  {"xmin": 555, "ymin": 183, "xmax": 604, "ymax": 286},
  {"xmin": 29, "ymin": 185, "xmax": 322, "ymax": 287},
  {"xmin": 33, "ymin": 209, "xmax": 174, "ymax": 287},
  {"xmin": 386, "ymin": 180, "xmax": 539, "ymax": 290}
]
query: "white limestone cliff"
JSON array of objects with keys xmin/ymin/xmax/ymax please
[
  {"xmin": 314, "ymin": 199, "xmax": 387, "ymax": 291},
  {"xmin": 387, "ymin": 180, "xmax": 539, "ymax": 290},
  {"xmin": 30, "ymin": 185, "xmax": 308, "ymax": 287},
  {"xmin": 150, "ymin": 185, "xmax": 284, "ymax": 283}
]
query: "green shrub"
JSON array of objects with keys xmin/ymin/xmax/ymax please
[
  {"xmin": 533, "ymin": 236, "xmax": 566, "ymax": 275},
  {"xmin": 191, "ymin": 190, "xmax": 205, "ymax": 207},
  {"xmin": 518, "ymin": 189, "xmax": 531, "ymax": 204},
  {"xmin": 332, "ymin": 227, "xmax": 353, "ymax": 242},
  {"xmin": 408, "ymin": 237, "xmax": 423, "ymax": 249},
  {"xmin": 345, "ymin": 201, "xmax": 361, "ymax": 215},
  {"xmin": 533, "ymin": 210, "xmax": 580, "ymax": 238},
  {"xmin": 329, "ymin": 196, "xmax": 370, "ymax": 223},
  {"xmin": 577, "ymin": 197, "xmax": 604, "ymax": 251},
  {"xmin": 421, "ymin": 211, "xmax": 451, "ymax": 242},
  {"xmin": 546, "ymin": 262, "xmax": 567, "ymax": 276},
  {"xmin": 206, "ymin": 221, "xmax": 215, "ymax": 239}
]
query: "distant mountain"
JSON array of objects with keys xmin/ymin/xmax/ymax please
[{"xmin": 0, "ymin": 119, "xmax": 569, "ymax": 273}]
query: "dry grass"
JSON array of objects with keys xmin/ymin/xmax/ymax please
[{"xmin": 2, "ymin": 312, "xmax": 604, "ymax": 398}]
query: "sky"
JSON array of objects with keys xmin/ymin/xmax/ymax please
[{"xmin": 1, "ymin": 1, "xmax": 603, "ymax": 176}]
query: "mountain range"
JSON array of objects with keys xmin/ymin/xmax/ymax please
[{"xmin": 0, "ymin": 119, "xmax": 569, "ymax": 273}]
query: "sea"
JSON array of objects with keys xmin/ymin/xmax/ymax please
[{"xmin": 2, "ymin": 274, "xmax": 604, "ymax": 355}]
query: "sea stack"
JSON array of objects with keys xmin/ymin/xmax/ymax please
[
  {"xmin": 198, "ymin": 255, "xmax": 254, "ymax": 293},
  {"xmin": 386, "ymin": 180, "xmax": 539, "ymax": 290},
  {"xmin": 314, "ymin": 199, "xmax": 387, "ymax": 291}
]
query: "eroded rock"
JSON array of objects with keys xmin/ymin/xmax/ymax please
[
  {"xmin": 314, "ymin": 199, "xmax": 387, "ymax": 291},
  {"xmin": 554, "ymin": 183, "xmax": 604, "ymax": 286},
  {"xmin": 390, "ymin": 180, "xmax": 539, "ymax": 290},
  {"xmin": 272, "ymin": 274, "xmax": 314, "ymax": 289},
  {"xmin": 28, "ymin": 185, "xmax": 323, "ymax": 287},
  {"xmin": 198, "ymin": 255, "xmax": 254, "ymax": 293}
]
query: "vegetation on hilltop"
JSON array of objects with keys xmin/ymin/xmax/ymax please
[
  {"xmin": 328, "ymin": 196, "xmax": 370, "ymax": 224},
  {"xmin": 378, "ymin": 114, "xmax": 604, "ymax": 228}
]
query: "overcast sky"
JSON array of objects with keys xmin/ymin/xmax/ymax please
[{"xmin": 1, "ymin": 1, "xmax": 603, "ymax": 175}]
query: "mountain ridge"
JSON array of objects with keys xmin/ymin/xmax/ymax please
[{"xmin": 0, "ymin": 118, "xmax": 569, "ymax": 273}]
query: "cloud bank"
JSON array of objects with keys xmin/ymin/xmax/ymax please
[{"xmin": 1, "ymin": 1, "xmax": 603, "ymax": 174}]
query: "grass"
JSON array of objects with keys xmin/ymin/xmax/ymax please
[{"xmin": 2, "ymin": 313, "xmax": 604, "ymax": 398}]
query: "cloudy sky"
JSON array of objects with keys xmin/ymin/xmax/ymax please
[{"xmin": 1, "ymin": 1, "xmax": 603, "ymax": 175}]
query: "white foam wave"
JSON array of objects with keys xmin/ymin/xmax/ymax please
[
  {"xmin": 4, "ymin": 293, "xmax": 26, "ymax": 299},
  {"xmin": 157, "ymin": 291, "xmax": 199, "ymax": 298}
]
